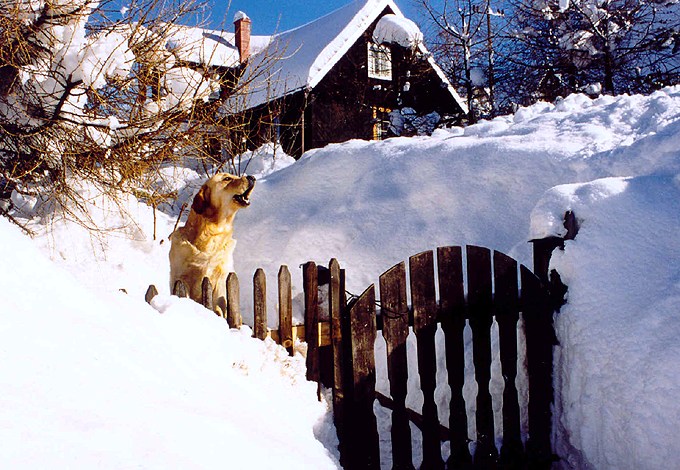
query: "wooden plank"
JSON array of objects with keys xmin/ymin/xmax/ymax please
[
  {"xmin": 409, "ymin": 251, "xmax": 444, "ymax": 470},
  {"xmin": 201, "ymin": 276, "xmax": 214, "ymax": 313},
  {"xmin": 278, "ymin": 265, "xmax": 294, "ymax": 355},
  {"xmin": 253, "ymin": 269, "xmax": 267, "ymax": 340},
  {"xmin": 226, "ymin": 272, "xmax": 242, "ymax": 328},
  {"xmin": 437, "ymin": 246, "xmax": 471, "ymax": 466},
  {"xmin": 521, "ymin": 265, "xmax": 555, "ymax": 469},
  {"xmin": 494, "ymin": 251, "xmax": 523, "ymax": 465},
  {"xmin": 303, "ymin": 262, "xmax": 320, "ymax": 391},
  {"xmin": 328, "ymin": 260, "xmax": 346, "ymax": 426},
  {"xmin": 172, "ymin": 280, "xmax": 188, "ymax": 298},
  {"xmin": 328, "ymin": 259, "xmax": 348, "ymax": 468},
  {"xmin": 346, "ymin": 284, "xmax": 380, "ymax": 469},
  {"xmin": 379, "ymin": 261, "xmax": 414, "ymax": 470},
  {"xmin": 466, "ymin": 245, "xmax": 498, "ymax": 464},
  {"xmin": 145, "ymin": 285, "xmax": 158, "ymax": 304}
]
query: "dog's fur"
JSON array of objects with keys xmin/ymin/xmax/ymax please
[{"xmin": 169, "ymin": 173, "xmax": 255, "ymax": 309}]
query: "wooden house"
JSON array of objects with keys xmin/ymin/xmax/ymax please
[{"xmin": 170, "ymin": 0, "xmax": 467, "ymax": 158}]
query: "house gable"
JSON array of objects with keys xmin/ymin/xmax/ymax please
[
  {"xmin": 164, "ymin": 0, "xmax": 468, "ymax": 158},
  {"xmin": 233, "ymin": 0, "xmax": 466, "ymax": 115}
]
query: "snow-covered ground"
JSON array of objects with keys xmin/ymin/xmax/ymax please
[{"xmin": 2, "ymin": 86, "xmax": 680, "ymax": 469}]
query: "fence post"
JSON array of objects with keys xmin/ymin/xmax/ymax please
[
  {"xmin": 226, "ymin": 272, "xmax": 242, "ymax": 328},
  {"xmin": 253, "ymin": 269, "xmax": 267, "ymax": 340},
  {"xmin": 521, "ymin": 265, "xmax": 556, "ymax": 469},
  {"xmin": 278, "ymin": 265, "xmax": 294, "ymax": 355},
  {"xmin": 201, "ymin": 277, "xmax": 214, "ymax": 312},
  {"xmin": 530, "ymin": 210, "xmax": 578, "ymax": 308},
  {"xmin": 303, "ymin": 262, "xmax": 320, "ymax": 398},
  {"xmin": 328, "ymin": 258, "xmax": 349, "ymax": 466},
  {"xmin": 145, "ymin": 285, "xmax": 158, "ymax": 304},
  {"xmin": 173, "ymin": 280, "xmax": 188, "ymax": 298}
]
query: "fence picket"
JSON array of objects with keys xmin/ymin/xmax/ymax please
[
  {"xmin": 436, "ymin": 246, "xmax": 471, "ymax": 466},
  {"xmin": 201, "ymin": 277, "xmax": 214, "ymax": 312},
  {"xmin": 173, "ymin": 280, "xmax": 188, "ymax": 298},
  {"xmin": 494, "ymin": 251, "xmax": 523, "ymax": 464},
  {"xmin": 347, "ymin": 284, "xmax": 380, "ymax": 469},
  {"xmin": 226, "ymin": 272, "xmax": 241, "ymax": 328},
  {"xmin": 521, "ymin": 265, "xmax": 555, "ymax": 468},
  {"xmin": 466, "ymin": 245, "xmax": 498, "ymax": 464},
  {"xmin": 145, "ymin": 285, "xmax": 158, "ymax": 304},
  {"xmin": 379, "ymin": 262, "xmax": 414, "ymax": 470},
  {"xmin": 278, "ymin": 266, "xmax": 293, "ymax": 355},
  {"xmin": 303, "ymin": 262, "xmax": 320, "ymax": 392},
  {"xmin": 409, "ymin": 251, "xmax": 444, "ymax": 470},
  {"xmin": 253, "ymin": 269, "xmax": 267, "ymax": 340},
  {"xmin": 328, "ymin": 259, "xmax": 348, "ymax": 466}
]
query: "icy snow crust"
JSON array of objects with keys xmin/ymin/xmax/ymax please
[{"xmin": 3, "ymin": 86, "xmax": 680, "ymax": 468}]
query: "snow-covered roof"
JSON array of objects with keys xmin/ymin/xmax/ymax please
[
  {"xmin": 229, "ymin": 0, "xmax": 467, "ymax": 113},
  {"xmin": 164, "ymin": 23, "xmax": 270, "ymax": 68},
  {"xmin": 162, "ymin": 1, "xmax": 467, "ymax": 113}
]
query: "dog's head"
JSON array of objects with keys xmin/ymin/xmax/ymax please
[{"xmin": 191, "ymin": 173, "xmax": 256, "ymax": 222}]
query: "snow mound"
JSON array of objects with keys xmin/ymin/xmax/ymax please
[
  {"xmin": 373, "ymin": 14, "xmax": 423, "ymax": 48},
  {"xmin": 0, "ymin": 215, "xmax": 339, "ymax": 469},
  {"xmin": 532, "ymin": 174, "xmax": 680, "ymax": 469}
]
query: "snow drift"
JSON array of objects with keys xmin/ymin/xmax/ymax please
[{"xmin": 2, "ymin": 86, "xmax": 680, "ymax": 469}]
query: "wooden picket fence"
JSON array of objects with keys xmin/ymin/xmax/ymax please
[
  {"xmin": 146, "ymin": 212, "xmax": 578, "ymax": 470},
  {"xmin": 145, "ymin": 262, "xmax": 344, "ymax": 389}
]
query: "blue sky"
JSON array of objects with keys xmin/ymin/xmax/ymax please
[{"xmin": 206, "ymin": 0, "xmax": 424, "ymax": 34}]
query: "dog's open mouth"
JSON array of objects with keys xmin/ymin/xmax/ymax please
[{"xmin": 233, "ymin": 176, "xmax": 256, "ymax": 207}]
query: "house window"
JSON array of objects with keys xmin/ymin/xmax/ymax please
[{"xmin": 367, "ymin": 43, "xmax": 392, "ymax": 80}]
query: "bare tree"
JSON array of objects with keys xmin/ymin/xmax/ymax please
[
  {"xmin": 0, "ymin": 0, "xmax": 282, "ymax": 233},
  {"xmin": 502, "ymin": 0, "xmax": 679, "ymax": 104},
  {"xmin": 420, "ymin": 0, "xmax": 506, "ymax": 122}
]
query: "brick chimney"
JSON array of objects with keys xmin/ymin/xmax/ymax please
[{"xmin": 234, "ymin": 11, "xmax": 251, "ymax": 63}]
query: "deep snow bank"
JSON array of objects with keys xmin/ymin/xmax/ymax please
[
  {"xmin": 0, "ymin": 215, "xmax": 339, "ymax": 469},
  {"xmin": 531, "ymin": 174, "xmax": 680, "ymax": 469},
  {"xmin": 4, "ymin": 85, "xmax": 680, "ymax": 469},
  {"xmin": 234, "ymin": 87, "xmax": 680, "ymax": 325}
]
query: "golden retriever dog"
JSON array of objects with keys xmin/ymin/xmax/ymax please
[{"xmin": 169, "ymin": 173, "xmax": 255, "ymax": 310}]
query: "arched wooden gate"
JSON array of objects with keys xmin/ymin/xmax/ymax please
[{"xmin": 311, "ymin": 240, "xmax": 570, "ymax": 470}]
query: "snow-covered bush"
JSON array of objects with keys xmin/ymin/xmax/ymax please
[{"xmin": 0, "ymin": 0, "xmax": 249, "ymax": 230}]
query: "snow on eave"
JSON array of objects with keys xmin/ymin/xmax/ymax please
[
  {"xmin": 307, "ymin": 0, "xmax": 400, "ymax": 89},
  {"xmin": 304, "ymin": 0, "xmax": 466, "ymax": 114}
]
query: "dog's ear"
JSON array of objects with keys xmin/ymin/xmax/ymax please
[{"xmin": 191, "ymin": 185, "xmax": 215, "ymax": 217}]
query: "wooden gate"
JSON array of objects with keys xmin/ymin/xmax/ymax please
[{"xmin": 324, "ymin": 245, "xmax": 560, "ymax": 470}]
